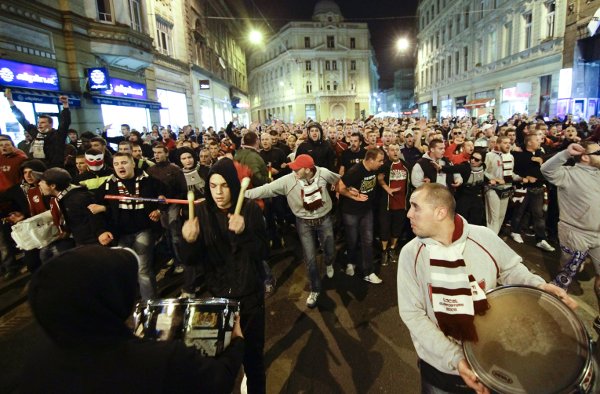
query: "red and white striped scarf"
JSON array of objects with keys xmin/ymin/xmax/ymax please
[{"xmin": 429, "ymin": 217, "xmax": 488, "ymax": 342}]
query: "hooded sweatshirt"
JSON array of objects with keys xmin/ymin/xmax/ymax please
[
  {"xmin": 23, "ymin": 245, "xmax": 244, "ymax": 394},
  {"xmin": 296, "ymin": 124, "xmax": 335, "ymax": 170},
  {"xmin": 397, "ymin": 216, "xmax": 545, "ymax": 376}
]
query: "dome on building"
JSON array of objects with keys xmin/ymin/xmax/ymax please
[{"xmin": 312, "ymin": 0, "xmax": 343, "ymax": 19}]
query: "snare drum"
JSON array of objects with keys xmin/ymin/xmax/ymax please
[
  {"xmin": 463, "ymin": 285, "xmax": 596, "ymax": 394},
  {"xmin": 133, "ymin": 297, "xmax": 239, "ymax": 357}
]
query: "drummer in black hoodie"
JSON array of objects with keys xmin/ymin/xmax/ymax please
[
  {"xmin": 181, "ymin": 158, "xmax": 268, "ymax": 394},
  {"xmin": 295, "ymin": 122, "xmax": 335, "ymax": 171},
  {"xmin": 22, "ymin": 245, "xmax": 244, "ymax": 394}
]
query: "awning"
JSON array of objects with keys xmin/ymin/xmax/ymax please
[
  {"xmin": 463, "ymin": 98, "xmax": 493, "ymax": 109},
  {"xmin": 91, "ymin": 95, "xmax": 162, "ymax": 110},
  {"xmin": 9, "ymin": 88, "xmax": 81, "ymax": 107}
]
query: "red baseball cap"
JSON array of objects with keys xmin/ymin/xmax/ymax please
[{"xmin": 288, "ymin": 154, "xmax": 314, "ymax": 170}]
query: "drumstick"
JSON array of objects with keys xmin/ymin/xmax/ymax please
[
  {"xmin": 234, "ymin": 177, "xmax": 251, "ymax": 215},
  {"xmin": 187, "ymin": 190, "xmax": 195, "ymax": 220},
  {"xmin": 104, "ymin": 195, "xmax": 205, "ymax": 205}
]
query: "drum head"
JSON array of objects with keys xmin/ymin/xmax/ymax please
[{"xmin": 463, "ymin": 286, "xmax": 591, "ymax": 394}]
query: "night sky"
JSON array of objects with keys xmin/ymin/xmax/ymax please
[{"xmin": 231, "ymin": 0, "xmax": 419, "ymax": 89}]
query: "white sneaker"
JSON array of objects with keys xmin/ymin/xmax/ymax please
[
  {"xmin": 536, "ymin": 240, "xmax": 556, "ymax": 252},
  {"xmin": 306, "ymin": 292, "xmax": 319, "ymax": 308},
  {"xmin": 510, "ymin": 232, "xmax": 524, "ymax": 244},
  {"xmin": 326, "ymin": 265, "xmax": 334, "ymax": 279},
  {"xmin": 345, "ymin": 264, "xmax": 355, "ymax": 276},
  {"xmin": 174, "ymin": 265, "xmax": 184, "ymax": 274},
  {"xmin": 363, "ymin": 273, "xmax": 383, "ymax": 284}
]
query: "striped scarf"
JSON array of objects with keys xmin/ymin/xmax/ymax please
[
  {"xmin": 108, "ymin": 173, "xmax": 147, "ymax": 210},
  {"xmin": 429, "ymin": 220, "xmax": 488, "ymax": 342}
]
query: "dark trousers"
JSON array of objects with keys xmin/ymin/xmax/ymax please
[
  {"xmin": 240, "ymin": 296, "xmax": 266, "ymax": 394},
  {"xmin": 342, "ymin": 210, "xmax": 374, "ymax": 276},
  {"xmin": 511, "ymin": 187, "xmax": 546, "ymax": 241}
]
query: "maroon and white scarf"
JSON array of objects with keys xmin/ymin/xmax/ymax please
[
  {"xmin": 429, "ymin": 217, "xmax": 488, "ymax": 342},
  {"xmin": 299, "ymin": 173, "xmax": 324, "ymax": 211}
]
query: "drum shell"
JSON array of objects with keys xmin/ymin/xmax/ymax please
[
  {"xmin": 133, "ymin": 297, "xmax": 240, "ymax": 357},
  {"xmin": 463, "ymin": 285, "xmax": 595, "ymax": 394}
]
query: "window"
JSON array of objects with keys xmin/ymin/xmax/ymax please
[
  {"xmin": 455, "ymin": 51, "xmax": 459, "ymax": 74},
  {"xmin": 156, "ymin": 19, "xmax": 173, "ymax": 56},
  {"xmin": 306, "ymin": 81, "xmax": 312, "ymax": 94},
  {"xmin": 350, "ymin": 37, "xmax": 356, "ymax": 48},
  {"xmin": 477, "ymin": 39, "xmax": 483, "ymax": 64},
  {"xmin": 97, "ymin": 0, "xmax": 112, "ymax": 22},
  {"xmin": 546, "ymin": 1, "xmax": 556, "ymax": 38},
  {"xmin": 333, "ymin": 81, "xmax": 338, "ymax": 91},
  {"xmin": 332, "ymin": 60, "xmax": 337, "ymax": 70},
  {"xmin": 350, "ymin": 60, "xmax": 356, "ymax": 70},
  {"xmin": 304, "ymin": 37, "xmax": 310, "ymax": 48},
  {"xmin": 441, "ymin": 61, "xmax": 445, "ymax": 81},
  {"xmin": 489, "ymin": 31, "xmax": 497, "ymax": 62},
  {"xmin": 128, "ymin": 0, "xmax": 142, "ymax": 32},
  {"xmin": 350, "ymin": 81, "xmax": 356, "ymax": 90},
  {"xmin": 523, "ymin": 12, "xmax": 532, "ymax": 49},
  {"xmin": 325, "ymin": 60, "xmax": 331, "ymax": 70},
  {"xmin": 436, "ymin": 32, "xmax": 440, "ymax": 48},
  {"xmin": 326, "ymin": 81, "xmax": 331, "ymax": 90},
  {"xmin": 464, "ymin": 6, "xmax": 469, "ymax": 28},
  {"xmin": 434, "ymin": 63, "xmax": 438, "ymax": 83},
  {"xmin": 447, "ymin": 56, "xmax": 452, "ymax": 78},
  {"xmin": 305, "ymin": 104, "xmax": 316, "ymax": 120},
  {"xmin": 327, "ymin": 36, "xmax": 335, "ymax": 48},
  {"xmin": 448, "ymin": 22, "xmax": 453, "ymax": 41},
  {"xmin": 504, "ymin": 22, "xmax": 513, "ymax": 56},
  {"xmin": 305, "ymin": 60, "xmax": 312, "ymax": 71}
]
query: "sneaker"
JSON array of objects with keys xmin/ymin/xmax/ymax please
[
  {"xmin": 510, "ymin": 232, "xmax": 524, "ymax": 244},
  {"xmin": 326, "ymin": 265, "xmax": 334, "ymax": 279},
  {"xmin": 174, "ymin": 265, "xmax": 184, "ymax": 274},
  {"xmin": 363, "ymin": 273, "xmax": 383, "ymax": 284},
  {"xmin": 381, "ymin": 251, "xmax": 389, "ymax": 266},
  {"xmin": 306, "ymin": 292, "xmax": 319, "ymax": 308},
  {"xmin": 536, "ymin": 240, "xmax": 556, "ymax": 252},
  {"xmin": 345, "ymin": 264, "xmax": 355, "ymax": 277}
]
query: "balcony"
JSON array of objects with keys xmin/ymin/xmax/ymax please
[{"xmin": 88, "ymin": 21, "xmax": 154, "ymax": 71}]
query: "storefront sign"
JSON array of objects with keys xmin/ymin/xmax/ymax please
[
  {"xmin": 104, "ymin": 77, "xmax": 146, "ymax": 99},
  {"xmin": 502, "ymin": 87, "xmax": 531, "ymax": 101},
  {"xmin": 0, "ymin": 59, "xmax": 59, "ymax": 91},
  {"xmin": 91, "ymin": 95, "xmax": 161, "ymax": 110},
  {"xmin": 199, "ymin": 79, "xmax": 210, "ymax": 90},
  {"xmin": 455, "ymin": 96, "xmax": 467, "ymax": 108},
  {"xmin": 87, "ymin": 67, "xmax": 110, "ymax": 91}
]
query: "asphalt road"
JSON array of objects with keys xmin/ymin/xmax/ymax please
[{"xmin": 0, "ymin": 231, "xmax": 598, "ymax": 393}]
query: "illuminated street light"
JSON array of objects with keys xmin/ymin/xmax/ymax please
[
  {"xmin": 249, "ymin": 30, "xmax": 263, "ymax": 45},
  {"xmin": 396, "ymin": 37, "xmax": 410, "ymax": 52}
]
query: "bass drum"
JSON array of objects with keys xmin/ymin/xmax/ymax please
[
  {"xmin": 133, "ymin": 297, "xmax": 239, "ymax": 357},
  {"xmin": 463, "ymin": 285, "xmax": 596, "ymax": 393}
]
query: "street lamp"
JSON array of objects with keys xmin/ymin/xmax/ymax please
[
  {"xmin": 249, "ymin": 30, "xmax": 263, "ymax": 45},
  {"xmin": 396, "ymin": 37, "xmax": 410, "ymax": 52}
]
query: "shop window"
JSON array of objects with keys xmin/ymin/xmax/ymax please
[
  {"xmin": 97, "ymin": 0, "xmax": 112, "ymax": 22},
  {"xmin": 129, "ymin": 0, "xmax": 142, "ymax": 32},
  {"xmin": 156, "ymin": 19, "xmax": 173, "ymax": 56}
]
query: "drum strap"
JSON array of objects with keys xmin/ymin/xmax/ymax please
[{"xmin": 552, "ymin": 245, "xmax": 589, "ymax": 290}]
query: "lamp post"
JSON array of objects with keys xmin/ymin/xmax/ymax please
[{"xmin": 248, "ymin": 30, "xmax": 263, "ymax": 45}]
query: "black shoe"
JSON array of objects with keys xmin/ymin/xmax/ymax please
[{"xmin": 381, "ymin": 251, "xmax": 389, "ymax": 266}]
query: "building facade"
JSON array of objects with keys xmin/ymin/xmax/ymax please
[
  {"xmin": 415, "ymin": 0, "xmax": 566, "ymax": 121},
  {"xmin": 0, "ymin": 0, "xmax": 250, "ymax": 145},
  {"xmin": 247, "ymin": 0, "xmax": 379, "ymax": 123},
  {"xmin": 559, "ymin": 0, "xmax": 599, "ymax": 120}
]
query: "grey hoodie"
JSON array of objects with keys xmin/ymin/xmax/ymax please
[{"xmin": 397, "ymin": 216, "xmax": 545, "ymax": 375}]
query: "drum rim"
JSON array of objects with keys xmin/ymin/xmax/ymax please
[
  {"xmin": 139, "ymin": 297, "xmax": 240, "ymax": 307},
  {"xmin": 463, "ymin": 285, "xmax": 592, "ymax": 394}
]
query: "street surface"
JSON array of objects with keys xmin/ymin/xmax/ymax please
[{"xmin": 0, "ymin": 232, "xmax": 598, "ymax": 393}]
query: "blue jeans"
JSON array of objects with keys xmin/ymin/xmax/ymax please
[
  {"xmin": 342, "ymin": 210, "xmax": 374, "ymax": 276},
  {"xmin": 119, "ymin": 229, "xmax": 156, "ymax": 300},
  {"xmin": 296, "ymin": 215, "xmax": 335, "ymax": 292},
  {"xmin": 160, "ymin": 204, "xmax": 183, "ymax": 265}
]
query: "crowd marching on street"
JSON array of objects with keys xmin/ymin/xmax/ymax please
[{"xmin": 1, "ymin": 87, "xmax": 600, "ymax": 393}]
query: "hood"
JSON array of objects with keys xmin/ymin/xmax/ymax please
[
  {"xmin": 206, "ymin": 158, "xmax": 241, "ymax": 214},
  {"xmin": 418, "ymin": 215, "xmax": 469, "ymax": 247},
  {"xmin": 28, "ymin": 245, "xmax": 139, "ymax": 347},
  {"xmin": 306, "ymin": 122, "xmax": 324, "ymax": 145}
]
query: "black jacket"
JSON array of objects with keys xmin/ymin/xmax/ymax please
[
  {"xmin": 11, "ymin": 105, "xmax": 70, "ymax": 168},
  {"xmin": 296, "ymin": 135, "xmax": 335, "ymax": 170},
  {"xmin": 59, "ymin": 186, "xmax": 104, "ymax": 245}
]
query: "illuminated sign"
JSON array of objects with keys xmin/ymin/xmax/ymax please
[
  {"xmin": 103, "ymin": 77, "xmax": 146, "ymax": 99},
  {"xmin": 0, "ymin": 59, "xmax": 59, "ymax": 91},
  {"xmin": 199, "ymin": 79, "xmax": 210, "ymax": 90},
  {"xmin": 87, "ymin": 67, "xmax": 110, "ymax": 91}
]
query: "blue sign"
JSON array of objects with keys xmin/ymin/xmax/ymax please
[
  {"xmin": 91, "ymin": 96, "xmax": 161, "ymax": 110},
  {"xmin": 103, "ymin": 77, "xmax": 146, "ymax": 99},
  {"xmin": 0, "ymin": 59, "xmax": 59, "ymax": 91},
  {"xmin": 87, "ymin": 67, "xmax": 110, "ymax": 91}
]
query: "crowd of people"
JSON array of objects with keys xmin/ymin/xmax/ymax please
[{"xmin": 1, "ymin": 87, "xmax": 599, "ymax": 392}]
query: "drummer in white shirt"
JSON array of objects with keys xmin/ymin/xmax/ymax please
[{"xmin": 397, "ymin": 183, "xmax": 576, "ymax": 394}]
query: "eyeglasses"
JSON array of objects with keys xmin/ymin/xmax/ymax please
[{"xmin": 470, "ymin": 157, "xmax": 482, "ymax": 162}]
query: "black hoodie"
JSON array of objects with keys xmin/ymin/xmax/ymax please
[
  {"xmin": 23, "ymin": 245, "xmax": 244, "ymax": 394},
  {"xmin": 296, "ymin": 123, "xmax": 335, "ymax": 170}
]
